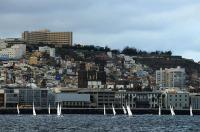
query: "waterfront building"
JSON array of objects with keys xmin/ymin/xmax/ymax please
[
  {"xmin": 18, "ymin": 88, "xmax": 50, "ymax": 108},
  {"xmin": 55, "ymin": 93, "xmax": 90, "ymax": 108},
  {"xmin": 79, "ymin": 89, "xmax": 115, "ymax": 108},
  {"xmin": 22, "ymin": 29, "xmax": 73, "ymax": 46},
  {"xmin": 115, "ymin": 91, "xmax": 160, "ymax": 108},
  {"xmin": 4, "ymin": 89, "xmax": 19, "ymax": 107},
  {"xmin": 156, "ymin": 66, "xmax": 186, "ymax": 89},
  {"xmin": 162, "ymin": 88, "xmax": 189, "ymax": 110},
  {"xmin": 190, "ymin": 93, "xmax": 200, "ymax": 109},
  {"xmin": 0, "ymin": 89, "xmax": 4, "ymax": 108}
]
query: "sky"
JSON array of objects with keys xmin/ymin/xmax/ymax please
[{"xmin": 0, "ymin": 0, "xmax": 200, "ymax": 61}]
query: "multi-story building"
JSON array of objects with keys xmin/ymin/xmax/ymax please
[
  {"xmin": 156, "ymin": 66, "xmax": 186, "ymax": 89},
  {"xmin": 39, "ymin": 46, "xmax": 55, "ymax": 57},
  {"xmin": 22, "ymin": 29, "xmax": 73, "ymax": 46},
  {"xmin": 55, "ymin": 93, "xmax": 90, "ymax": 108},
  {"xmin": 18, "ymin": 88, "xmax": 51, "ymax": 108},
  {"xmin": 115, "ymin": 91, "xmax": 160, "ymax": 108},
  {"xmin": 162, "ymin": 89, "xmax": 189, "ymax": 110},
  {"xmin": 190, "ymin": 93, "xmax": 200, "ymax": 109},
  {"xmin": 0, "ymin": 44, "xmax": 26, "ymax": 60},
  {"xmin": 78, "ymin": 63, "xmax": 106, "ymax": 88},
  {"xmin": 79, "ymin": 89, "xmax": 115, "ymax": 108}
]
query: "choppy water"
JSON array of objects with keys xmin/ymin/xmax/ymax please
[{"xmin": 0, "ymin": 114, "xmax": 199, "ymax": 132}]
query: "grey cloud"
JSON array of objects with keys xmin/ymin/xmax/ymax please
[{"xmin": 1, "ymin": 0, "xmax": 200, "ymax": 61}]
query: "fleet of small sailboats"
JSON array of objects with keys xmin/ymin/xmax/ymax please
[{"xmin": 15, "ymin": 102, "xmax": 194, "ymax": 116}]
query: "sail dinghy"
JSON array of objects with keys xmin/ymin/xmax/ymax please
[
  {"xmin": 159, "ymin": 105, "xmax": 161, "ymax": 116},
  {"xmin": 104, "ymin": 104, "xmax": 106, "ymax": 115},
  {"xmin": 57, "ymin": 103, "xmax": 61, "ymax": 116},
  {"xmin": 17, "ymin": 104, "xmax": 20, "ymax": 115},
  {"xmin": 126, "ymin": 105, "xmax": 133, "ymax": 117},
  {"xmin": 33, "ymin": 102, "xmax": 36, "ymax": 116},
  {"xmin": 170, "ymin": 105, "xmax": 175, "ymax": 116},
  {"xmin": 190, "ymin": 105, "xmax": 193, "ymax": 116},
  {"xmin": 122, "ymin": 105, "xmax": 127, "ymax": 115},
  {"xmin": 112, "ymin": 104, "xmax": 116, "ymax": 116},
  {"xmin": 48, "ymin": 104, "xmax": 51, "ymax": 115}
]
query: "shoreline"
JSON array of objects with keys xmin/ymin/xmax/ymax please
[{"xmin": 0, "ymin": 108, "xmax": 198, "ymax": 115}]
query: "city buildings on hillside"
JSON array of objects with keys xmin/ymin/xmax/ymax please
[
  {"xmin": 156, "ymin": 66, "xmax": 186, "ymax": 89},
  {"xmin": 22, "ymin": 29, "xmax": 73, "ymax": 46}
]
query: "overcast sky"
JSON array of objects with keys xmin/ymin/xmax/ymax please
[{"xmin": 0, "ymin": 0, "xmax": 200, "ymax": 61}]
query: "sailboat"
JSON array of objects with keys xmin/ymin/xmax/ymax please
[
  {"xmin": 122, "ymin": 105, "xmax": 127, "ymax": 115},
  {"xmin": 170, "ymin": 105, "xmax": 175, "ymax": 116},
  {"xmin": 59, "ymin": 103, "xmax": 62, "ymax": 116},
  {"xmin": 57, "ymin": 103, "xmax": 61, "ymax": 116},
  {"xmin": 158, "ymin": 105, "xmax": 161, "ymax": 116},
  {"xmin": 48, "ymin": 104, "xmax": 51, "ymax": 115},
  {"xmin": 17, "ymin": 104, "xmax": 20, "ymax": 115},
  {"xmin": 104, "ymin": 104, "xmax": 106, "ymax": 115},
  {"xmin": 126, "ymin": 105, "xmax": 133, "ymax": 116},
  {"xmin": 112, "ymin": 104, "xmax": 116, "ymax": 116},
  {"xmin": 33, "ymin": 102, "xmax": 36, "ymax": 116},
  {"xmin": 190, "ymin": 105, "xmax": 193, "ymax": 116}
]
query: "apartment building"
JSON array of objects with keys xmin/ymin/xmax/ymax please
[
  {"xmin": 22, "ymin": 29, "xmax": 72, "ymax": 46},
  {"xmin": 156, "ymin": 66, "xmax": 186, "ymax": 89}
]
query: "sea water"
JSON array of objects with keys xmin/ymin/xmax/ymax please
[{"xmin": 0, "ymin": 114, "xmax": 198, "ymax": 132}]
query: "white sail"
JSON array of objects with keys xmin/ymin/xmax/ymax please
[
  {"xmin": 122, "ymin": 105, "xmax": 127, "ymax": 115},
  {"xmin": 159, "ymin": 105, "xmax": 161, "ymax": 116},
  {"xmin": 17, "ymin": 104, "xmax": 20, "ymax": 115},
  {"xmin": 126, "ymin": 105, "xmax": 133, "ymax": 116},
  {"xmin": 59, "ymin": 103, "xmax": 62, "ymax": 116},
  {"xmin": 112, "ymin": 104, "xmax": 116, "ymax": 116},
  {"xmin": 57, "ymin": 103, "xmax": 60, "ymax": 116},
  {"xmin": 170, "ymin": 105, "xmax": 175, "ymax": 116},
  {"xmin": 104, "ymin": 105, "xmax": 106, "ymax": 115},
  {"xmin": 48, "ymin": 104, "xmax": 51, "ymax": 115},
  {"xmin": 190, "ymin": 105, "xmax": 193, "ymax": 116},
  {"xmin": 33, "ymin": 102, "xmax": 36, "ymax": 116}
]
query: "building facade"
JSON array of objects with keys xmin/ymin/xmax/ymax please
[
  {"xmin": 162, "ymin": 89, "xmax": 189, "ymax": 110},
  {"xmin": 22, "ymin": 29, "xmax": 72, "ymax": 46},
  {"xmin": 156, "ymin": 66, "xmax": 186, "ymax": 89},
  {"xmin": 115, "ymin": 91, "xmax": 160, "ymax": 108},
  {"xmin": 0, "ymin": 44, "xmax": 26, "ymax": 60}
]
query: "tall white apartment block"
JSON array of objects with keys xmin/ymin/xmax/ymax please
[
  {"xmin": 156, "ymin": 66, "xmax": 186, "ymax": 89},
  {"xmin": 0, "ymin": 44, "xmax": 26, "ymax": 59}
]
